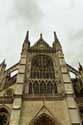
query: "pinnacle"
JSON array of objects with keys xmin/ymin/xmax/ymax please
[
  {"xmin": 40, "ymin": 33, "xmax": 43, "ymax": 40},
  {"xmin": 24, "ymin": 31, "xmax": 29, "ymax": 43}
]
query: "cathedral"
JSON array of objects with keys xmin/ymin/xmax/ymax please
[{"xmin": 0, "ymin": 31, "xmax": 83, "ymax": 125}]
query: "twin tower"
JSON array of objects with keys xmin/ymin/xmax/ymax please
[{"xmin": 0, "ymin": 31, "xmax": 82, "ymax": 125}]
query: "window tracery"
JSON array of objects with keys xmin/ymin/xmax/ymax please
[
  {"xmin": 28, "ymin": 80, "xmax": 57, "ymax": 95},
  {"xmin": 30, "ymin": 55, "xmax": 55, "ymax": 79},
  {"xmin": 28, "ymin": 55, "xmax": 57, "ymax": 95}
]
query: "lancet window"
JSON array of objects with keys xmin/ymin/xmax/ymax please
[
  {"xmin": 47, "ymin": 82, "xmax": 53, "ymax": 94},
  {"xmin": 28, "ymin": 80, "xmax": 57, "ymax": 95},
  {"xmin": 33, "ymin": 81, "xmax": 39, "ymax": 94}
]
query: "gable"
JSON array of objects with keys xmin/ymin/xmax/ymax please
[
  {"xmin": 31, "ymin": 37, "xmax": 51, "ymax": 50},
  {"xmin": 29, "ymin": 105, "xmax": 60, "ymax": 125}
]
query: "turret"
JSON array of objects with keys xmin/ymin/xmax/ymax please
[
  {"xmin": 0, "ymin": 59, "xmax": 6, "ymax": 90},
  {"xmin": 53, "ymin": 32, "xmax": 62, "ymax": 52},
  {"xmin": 0, "ymin": 59, "xmax": 6, "ymax": 74},
  {"xmin": 22, "ymin": 31, "xmax": 30, "ymax": 53}
]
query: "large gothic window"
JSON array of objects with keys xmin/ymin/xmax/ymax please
[
  {"xmin": 30, "ymin": 55, "xmax": 55, "ymax": 79},
  {"xmin": 0, "ymin": 107, "xmax": 9, "ymax": 125}
]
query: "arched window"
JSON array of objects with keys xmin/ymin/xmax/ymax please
[
  {"xmin": 0, "ymin": 107, "xmax": 9, "ymax": 125},
  {"xmin": 30, "ymin": 55, "xmax": 55, "ymax": 79},
  {"xmin": 40, "ymin": 82, "xmax": 46, "ymax": 94},
  {"xmin": 29, "ymin": 83, "xmax": 32, "ymax": 94},
  {"xmin": 33, "ymin": 81, "xmax": 39, "ymax": 94},
  {"xmin": 47, "ymin": 82, "xmax": 53, "ymax": 94},
  {"xmin": 54, "ymin": 83, "xmax": 57, "ymax": 94}
]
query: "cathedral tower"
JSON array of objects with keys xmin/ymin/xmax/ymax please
[{"xmin": 0, "ymin": 31, "xmax": 82, "ymax": 125}]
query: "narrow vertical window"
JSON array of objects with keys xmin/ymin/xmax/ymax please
[
  {"xmin": 40, "ymin": 82, "xmax": 46, "ymax": 94},
  {"xmin": 47, "ymin": 82, "xmax": 53, "ymax": 94},
  {"xmin": 33, "ymin": 82, "xmax": 39, "ymax": 94},
  {"xmin": 29, "ymin": 83, "xmax": 32, "ymax": 94}
]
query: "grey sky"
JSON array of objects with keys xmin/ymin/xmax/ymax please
[{"xmin": 0, "ymin": 0, "xmax": 83, "ymax": 69}]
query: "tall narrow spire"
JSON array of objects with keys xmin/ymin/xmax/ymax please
[
  {"xmin": 24, "ymin": 31, "xmax": 29, "ymax": 43},
  {"xmin": 54, "ymin": 31, "xmax": 58, "ymax": 41},
  {"xmin": 1, "ymin": 59, "xmax": 6, "ymax": 67},
  {"xmin": 22, "ymin": 31, "xmax": 30, "ymax": 52},
  {"xmin": 40, "ymin": 33, "xmax": 43, "ymax": 40},
  {"xmin": 53, "ymin": 31, "xmax": 62, "ymax": 52},
  {"xmin": 2, "ymin": 59, "xmax": 5, "ymax": 65},
  {"xmin": 79, "ymin": 63, "xmax": 83, "ymax": 71}
]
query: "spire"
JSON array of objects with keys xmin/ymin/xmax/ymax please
[
  {"xmin": 22, "ymin": 31, "xmax": 30, "ymax": 52},
  {"xmin": 40, "ymin": 33, "xmax": 42, "ymax": 39},
  {"xmin": 24, "ymin": 31, "xmax": 29, "ymax": 43},
  {"xmin": 2, "ymin": 59, "xmax": 5, "ymax": 65},
  {"xmin": 53, "ymin": 31, "xmax": 62, "ymax": 52},
  {"xmin": 0, "ymin": 59, "xmax": 6, "ymax": 71},
  {"xmin": 79, "ymin": 63, "xmax": 83, "ymax": 71},
  {"xmin": 54, "ymin": 31, "xmax": 58, "ymax": 41}
]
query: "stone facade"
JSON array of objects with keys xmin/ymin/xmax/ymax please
[{"xmin": 0, "ymin": 31, "xmax": 83, "ymax": 125}]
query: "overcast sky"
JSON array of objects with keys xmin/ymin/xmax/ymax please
[{"xmin": 0, "ymin": 0, "xmax": 83, "ymax": 69}]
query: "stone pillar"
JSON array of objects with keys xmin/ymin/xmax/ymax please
[
  {"xmin": 57, "ymin": 51, "xmax": 81, "ymax": 125},
  {"xmin": 10, "ymin": 31, "xmax": 30, "ymax": 125},
  {"xmin": 10, "ymin": 54, "xmax": 27, "ymax": 125}
]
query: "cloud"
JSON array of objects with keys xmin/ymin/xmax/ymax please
[
  {"xmin": 69, "ymin": 29, "xmax": 83, "ymax": 41},
  {"xmin": 13, "ymin": 0, "xmax": 44, "ymax": 26},
  {"xmin": 0, "ymin": 0, "xmax": 83, "ymax": 69}
]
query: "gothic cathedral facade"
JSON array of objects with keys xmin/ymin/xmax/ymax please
[{"xmin": 0, "ymin": 31, "xmax": 83, "ymax": 125}]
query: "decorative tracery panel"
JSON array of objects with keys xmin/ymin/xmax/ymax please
[
  {"xmin": 27, "ymin": 80, "xmax": 57, "ymax": 95},
  {"xmin": 30, "ymin": 55, "xmax": 55, "ymax": 79}
]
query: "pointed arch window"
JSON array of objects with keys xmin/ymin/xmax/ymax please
[
  {"xmin": 30, "ymin": 55, "xmax": 55, "ymax": 79},
  {"xmin": 29, "ymin": 83, "xmax": 32, "ymax": 94},
  {"xmin": 47, "ymin": 82, "xmax": 53, "ymax": 94},
  {"xmin": 33, "ymin": 81, "xmax": 39, "ymax": 94},
  {"xmin": 40, "ymin": 82, "xmax": 46, "ymax": 94},
  {"xmin": 54, "ymin": 83, "xmax": 57, "ymax": 94}
]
